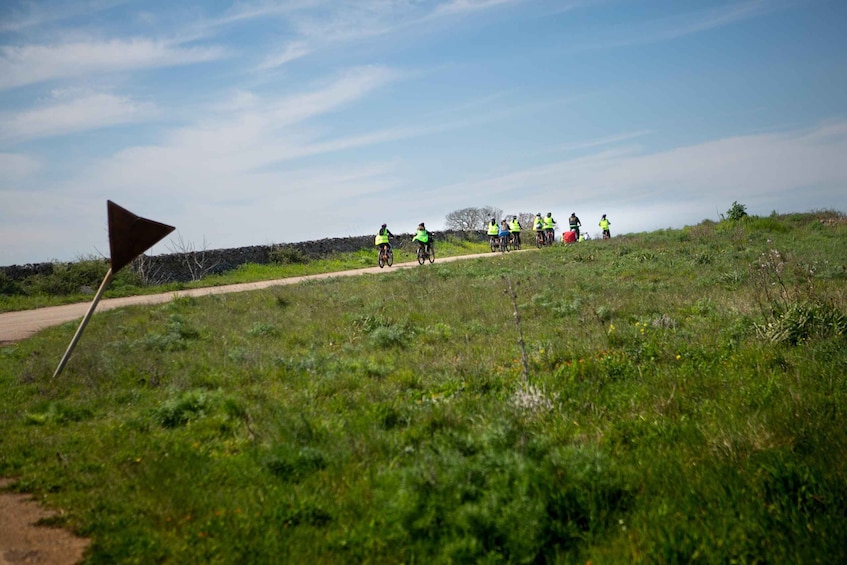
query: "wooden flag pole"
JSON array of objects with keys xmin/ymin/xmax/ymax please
[
  {"xmin": 52, "ymin": 267, "xmax": 114, "ymax": 379},
  {"xmin": 51, "ymin": 201, "xmax": 174, "ymax": 378}
]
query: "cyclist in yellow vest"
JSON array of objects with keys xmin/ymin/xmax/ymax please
[
  {"xmin": 509, "ymin": 216, "xmax": 522, "ymax": 248},
  {"xmin": 487, "ymin": 218, "xmax": 499, "ymax": 236},
  {"xmin": 375, "ymin": 223, "xmax": 393, "ymax": 255},
  {"xmin": 411, "ymin": 223, "xmax": 432, "ymax": 255},
  {"xmin": 486, "ymin": 218, "xmax": 499, "ymax": 246},
  {"xmin": 599, "ymin": 214, "xmax": 611, "ymax": 239},
  {"xmin": 543, "ymin": 212, "xmax": 556, "ymax": 244},
  {"xmin": 533, "ymin": 213, "xmax": 544, "ymax": 244}
]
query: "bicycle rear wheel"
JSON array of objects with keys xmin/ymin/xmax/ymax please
[
  {"xmin": 378, "ymin": 252, "xmax": 385, "ymax": 268},
  {"xmin": 490, "ymin": 237, "xmax": 497, "ymax": 252}
]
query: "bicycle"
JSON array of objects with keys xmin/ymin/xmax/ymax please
[
  {"xmin": 489, "ymin": 235, "xmax": 499, "ymax": 253},
  {"xmin": 545, "ymin": 230, "xmax": 556, "ymax": 246},
  {"xmin": 510, "ymin": 233, "xmax": 522, "ymax": 251},
  {"xmin": 416, "ymin": 242, "xmax": 435, "ymax": 264},
  {"xmin": 377, "ymin": 244, "xmax": 394, "ymax": 268},
  {"xmin": 535, "ymin": 230, "xmax": 545, "ymax": 248},
  {"xmin": 499, "ymin": 234, "xmax": 510, "ymax": 253}
]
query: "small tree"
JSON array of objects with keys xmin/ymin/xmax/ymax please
[
  {"xmin": 445, "ymin": 206, "xmax": 502, "ymax": 231},
  {"xmin": 726, "ymin": 201, "xmax": 748, "ymax": 221}
]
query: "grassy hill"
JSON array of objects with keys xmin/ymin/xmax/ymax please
[{"xmin": 1, "ymin": 211, "xmax": 846, "ymax": 563}]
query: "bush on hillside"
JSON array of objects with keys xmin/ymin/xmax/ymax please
[
  {"xmin": 726, "ymin": 201, "xmax": 748, "ymax": 221},
  {"xmin": 270, "ymin": 246, "xmax": 309, "ymax": 265}
]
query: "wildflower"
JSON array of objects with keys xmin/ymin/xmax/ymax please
[{"xmin": 676, "ymin": 354, "xmax": 681, "ymax": 360}]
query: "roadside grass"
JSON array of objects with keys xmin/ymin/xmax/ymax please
[
  {"xmin": 1, "ymin": 211, "xmax": 846, "ymax": 562},
  {"xmin": 0, "ymin": 235, "xmax": 490, "ymax": 313}
]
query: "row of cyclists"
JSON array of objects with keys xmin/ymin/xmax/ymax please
[
  {"xmin": 488, "ymin": 212, "xmax": 611, "ymax": 250},
  {"xmin": 375, "ymin": 213, "xmax": 612, "ymax": 263}
]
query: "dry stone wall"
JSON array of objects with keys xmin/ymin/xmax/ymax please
[{"xmin": 1, "ymin": 230, "xmax": 485, "ymax": 284}]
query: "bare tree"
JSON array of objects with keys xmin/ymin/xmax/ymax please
[
  {"xmin": 167, "ymin": 232, "xmax": 220, "ymax": 282},
  {"xmin": 445, "ymin": 206, "xmax": 503, "ymax": 231},
  {"xmin": 131, "ymin": 254, "xmax": 168, "ymax": 286}
]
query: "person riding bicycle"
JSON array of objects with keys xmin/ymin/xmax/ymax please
[
  {"xmin": 533, "ymin": 213, "xmax": 544, "ymax": 243},
  {"xmin": 599, "ymin": 214, "xmax": 611, "ymax": 239},
  {"xmin": 509, "ymin": 216, "xmax": 522, "ymax": 248},
  {"xmin": 569, "ymin": 212, "xmax": 582, "ymax": 239},
  {"xmin": 375, "ymin": 223, "xmax": 394, "ymax": 256},
  {"xmin": 543, "ymin": 212, "xmax": 556, "ymax": 243},
  {"xmin": 486, "ymin": 217, "xmax": 499, "ymax": 244},
  {"xmin": 411, "ymin": 223, "xmax": 432, "ymax": 255},
  {"xmin": 498, "ymin": 219, "xmax": 511, "ymax": 250}
]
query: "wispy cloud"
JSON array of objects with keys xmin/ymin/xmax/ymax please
[
  {"xmin": 554, "ymin": 130, "xmax": 653, "ymax": 153},
  {"xmin": 257, "ymin": 41, "xmax": 311, "ymax": 71},
  {"xmin": 0, "ymin": 152, "xmax": 41, "ymax": 181},
  {"xmin": 433, "ymin": 120, "xmax": 847, "ymax": 226},
  {"xmin": 0, "ymin": 90, "xmax": 155, "ymax": 144},
  {"xmin": 0, "ymin": 38, "xmax": 226, "ymax": 90},
  {"xmin": 572, "ymin": 0, "xmax": 778, "ymax": 52},
  {"xmin": 0, "ymin": 0, "xmax": 128, "ymax": 33}
]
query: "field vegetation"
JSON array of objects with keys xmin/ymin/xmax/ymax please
[{"xmin": 1, "ymin": 210, "xmax": 846, "ymax": 563}]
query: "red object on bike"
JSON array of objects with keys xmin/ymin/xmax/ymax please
[{"xmin": 563, "ymin": 230, "xmax": 577, "ymax": 243}]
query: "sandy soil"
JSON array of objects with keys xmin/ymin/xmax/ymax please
[
  {"xmin": 0, "ymin": 479, "xmax": 89, "ymax": 565},
  {"xmin": 0, "ymin": 251, "xmax": 497, "ymax": 563}
]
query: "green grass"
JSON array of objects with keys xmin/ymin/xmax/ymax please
[{"xmin": 1, "ymin": 211, "xmax": 846, "ymax": 563}]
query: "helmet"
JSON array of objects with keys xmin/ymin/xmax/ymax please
[
  {"xmin": 547, "ymin": 212, "xmax": 551, "ymax": 216},
  {"xmin": 381, "ymin": 223, "xmax": 387, "ymax": 228},
  {"xmin": 535, "ymin": 212, "xmax": 541, "ymax": 216}
]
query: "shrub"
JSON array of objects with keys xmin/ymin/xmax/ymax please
[
  {"xmin": 270, "ymin": 246, "xmax": 309, "ymax": 265},
  {"xmin": 726, "ymin": 201, "xmax": 748, "ymax": 221}
]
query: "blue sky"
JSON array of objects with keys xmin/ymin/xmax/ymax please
[{"xmin": 1, "ymin": 0, "xmax": 846, "ymax": 265}]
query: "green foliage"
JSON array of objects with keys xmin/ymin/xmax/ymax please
[
  {"xmin": 269, "ymin": 246, "xmax": 309, "ymax": 265},
  {"xmin": 1, "ymin": 211, "xmax": 846, "ymax": 562},
  {"xmin": 726, "ymin": 200, "xmax": 748, "ymax": 221}
]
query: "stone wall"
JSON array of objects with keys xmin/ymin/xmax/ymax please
[{"xmin": 1, "ymin": 230, "xmax": 486, "ymax": 284}]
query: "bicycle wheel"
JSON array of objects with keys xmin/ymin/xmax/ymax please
[
  {"xmin": 378, "ymin": 251, "xmax": 385, "ymax": 268},
  {"xmin": 490, "ymin": 237, "xmax": 497, "ymax": 253},
  {"xmin": 428, "ymin": 245, "xmax": 435, "ymax": 263},
  {"xmin": 387, "ymin": 248, "xmax": 394, "ymax": 266},
  {"xmin": 515, "ymin": 235, "xmax": 521, "ymax": 250},
  {"xmin": 417, "ymin": 246, "xmax": 425, "ymax": 265},
  {"xmin": 536, "ymin": 233, "xmax": 543, "ymax": 248}
]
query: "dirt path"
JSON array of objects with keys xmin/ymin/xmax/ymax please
[
  {"xmin": 0, "ymin": 251, "xmax": 501, "ymax": 563},
  {"xmin": 0, "ymin": 480, "xmax": 88, "ymax": 565}
]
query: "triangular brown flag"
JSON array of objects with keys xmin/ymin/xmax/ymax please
[{"xmin": 108, "ymin": 200, "xmax": 175, "ymax": 272}]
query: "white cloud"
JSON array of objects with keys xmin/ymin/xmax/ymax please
[
  {"xmin": 431, "ymin": 120, "xmax": 847, "ymax": 235},
  {"xmin": 257, "ymin": 41, "xmax": 311, "ymax": 71},
  {"xmin": 0, "ymin": 90, "xmax": 155, "ymax": 144},
  {"xmin": 0, "ymin": 0, "xmax": 128, "ymax": 33},
  {"xmin": 0, "ymin": 38, "xmax": 226, "ymax": 90},
  {"xmin": 571, "ymin": 0, "xmax": 779, "ymax": 52},
  {"xmin": 0, "ymin": 153, "xmax": 42, "ymax": 181}
]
